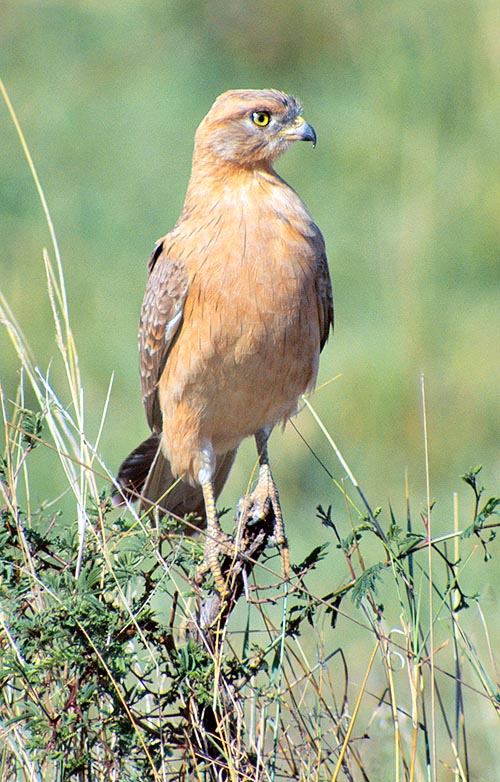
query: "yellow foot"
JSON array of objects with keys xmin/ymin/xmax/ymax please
[
  {"xmin": 240, "ymin": 473, "xmax": 291, "ymax": 581},
  {"xmin": 253, "ymin": 432, "xmax": 291, "ymax": 580},
  {"xmin": 268, "ymin": 484, "xmax": 290, "ymax": 579},
  {"xmin": 195, "ymin": 529, "xmax": 235, "ymax": 597}
]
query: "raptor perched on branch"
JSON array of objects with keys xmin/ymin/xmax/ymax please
[{"xmin": 114, "ymin": 89, "xmax": 333, "ymax": 595}]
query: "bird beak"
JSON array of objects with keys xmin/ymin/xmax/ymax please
[{"xmin": 282, "ymin": 116, "xmax": 317, "ymax": 148}]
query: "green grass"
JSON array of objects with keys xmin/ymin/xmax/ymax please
[
  {"xmin": 1, "ymin": 5, "xmax": 500, "ymax": 778},
  {"xmin": 2, "ymin": 259, "xmax": 500, "ymax": 778},
  {"xmin": 1, "ymin": 1, "xmax": 499, "ymax": 515},
  {"xmin": 1, "ymin": 91, "xmax": 500, "ymax": 782}
]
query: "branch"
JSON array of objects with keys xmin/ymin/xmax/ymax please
[{"xmin": 186, "ymin": 489, "xmax": 278, "ymax": 781}]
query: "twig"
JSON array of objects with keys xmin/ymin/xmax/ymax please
[{"xmin": 186, "ymin": 489, "xmax": 279, "ymax": 781}]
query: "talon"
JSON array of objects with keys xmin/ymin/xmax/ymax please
[
  {"xmin": 255, "ymin": 431, "xmax": 291, "ymax": 581},
  {"xmin": 196, "ymin": 553, "xmax": 229, "ymax": 596},
  {"xmin": 279, "ymin": 540, "xmax": 291, "ymax": 580},
  {"xmin": 198, "ymin": 480, "xmax": 235, "ymax": 596},
  {"xmin": 204, "ymin": 538, "xmax": 231, "ymax": 597},
  {"xmin": 194, "ymin": 559, "xmax": 209, "ymax": 585}
]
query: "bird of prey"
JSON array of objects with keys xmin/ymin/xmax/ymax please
[{"xmin": 114, "ymin": 88, "xmax": 333, "ymax": 595}]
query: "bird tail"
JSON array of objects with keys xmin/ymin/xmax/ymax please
[{"xmin": 113, "ymin": 433, "xmax": 236, "ymax": 532}]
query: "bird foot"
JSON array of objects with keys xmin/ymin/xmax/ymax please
[
  {"xmin": 195, "ymin": 528, "xmax": 235, "ymax": 597},
  {"xmin": 238, "ymin": 474, "xmax": 291, "ymax": 581}
]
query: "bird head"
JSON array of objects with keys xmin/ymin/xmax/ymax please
[{"xmin": 193, "ymin": 89, "xmax": 317, "ymax": 168}]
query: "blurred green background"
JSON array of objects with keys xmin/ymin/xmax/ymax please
[
  {"xmin": 1, "ymin": 0, "xmax": 499, "ymax": 541},
  {"xmin": 1, "ymin": 2, "xmax": 500, "ymax": 777}
]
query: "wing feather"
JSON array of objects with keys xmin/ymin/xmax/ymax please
[
  {"xmin": 139, "ymin": 239, "xmax": 188, "ymax": 431},
  {"xmin": 311, "ymin": 230, "xmax": 334, "ymax": 350}
]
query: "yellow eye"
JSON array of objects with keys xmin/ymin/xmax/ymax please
[{"xmin": 251, "ymin": 110, "xmax": 271, "ymax": 127}]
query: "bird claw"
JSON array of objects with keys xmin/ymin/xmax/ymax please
[
  {"xmin": 237, "ymin": 491, "xmax": 272, "ymax": 527},
  {"xmin": 195, "ymin": 529, "xmax": 235, "ymax": 598},
  {"xmin": 238, "ymin": 476, "xmax": 291, "ymax": 581}
]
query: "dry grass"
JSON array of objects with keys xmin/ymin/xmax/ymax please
[{"xmin": 1, "ymin": 79, "xmax": 500, "ymax": 782}]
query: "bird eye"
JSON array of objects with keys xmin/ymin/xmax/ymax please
[{"xmin": 251, "ymin": 110, "xmax": 271, "ymax": 127}]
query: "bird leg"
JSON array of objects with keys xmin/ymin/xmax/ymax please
[
  {"xmin": 255, "ymin": 429, "xmax": 291, "ymax": 579},
  {"xmin": 196, "ymin": 480, "xmax": 234, "ymax": 596}
]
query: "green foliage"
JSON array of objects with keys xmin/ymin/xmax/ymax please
[
  {"xmin": 0, "ymin": 500, "xmax": 163, "ymax": 777},
  {"xmin": 461, "ymin": 467, "xmax": 500, "ymax": 561},
  {"xmin": 350, "ymin": 563, "xmax": 387, "ymax": 608},
  {"xmin": 1, "ymin": 6, "xmax": 500, "ymax": 776},
  {"xmin": 1, "ymin": 387, "xmax": 500, "ymax": 779},
  {"xmin": 18, "ymin": 409, "xmax": 44, "ymax": 450},
  {"xmin": 1, "ymin": 0, "xmax": 499, "ymax": 518}
]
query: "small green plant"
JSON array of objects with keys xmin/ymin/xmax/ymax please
[
  {"xmin": 2, "ymin": 78, "xmax": 500, "ymax": 782},
  {"xmin": 2, "ymin": 393, "xmax": 500, "ymax": 781}
]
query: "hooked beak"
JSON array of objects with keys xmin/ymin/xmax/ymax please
[{"xmin": 281, "ymin": 115, "xmax": 317, "ymax": 148}]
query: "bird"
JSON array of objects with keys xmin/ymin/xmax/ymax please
[{"xmin": 114, "ymin": 88, "xmax": 333, "ymax": 595}]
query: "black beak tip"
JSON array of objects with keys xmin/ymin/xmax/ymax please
[{"xmin": 303, "ymin": 123, "xmax": 317, "ymax": 148}]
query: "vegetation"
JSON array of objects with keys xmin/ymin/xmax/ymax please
[
  {"xmin": 1, "ymin": 313, "xmax": 500, "ymax": 779},
  {"xmin": 1, "ymin": 3, "xmax": 499, "ymax": 779}
]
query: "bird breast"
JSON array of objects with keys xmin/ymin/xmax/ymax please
[{"xmin": 159, "ymin": 173, "xmax": 322, "ymax": 478}]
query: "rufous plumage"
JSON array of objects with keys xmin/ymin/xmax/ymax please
[{"xmin": 115, "ymin": 89, "xmax": 333, "ymax": 595}]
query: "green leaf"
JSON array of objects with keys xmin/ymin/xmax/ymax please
[
  {"xmin": 19, "ymin": 408, "xmax": 44, "ymax": 448},
  {"xmin": 351, "ymin": 563, "xmax": 387, "ymax": 607}
]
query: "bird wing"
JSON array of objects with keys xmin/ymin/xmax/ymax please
[
  {"xmin": 139, "ymin": 239, "xmax": 189, "ymax": 431},
  {"xmin": 313, "ymin": 231, "xmax": 334, "ymax": 351}
]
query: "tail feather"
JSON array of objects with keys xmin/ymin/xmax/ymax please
[
  {"xmin": 114, "ymin": 434, "xmax": 160, "ymax": 503},
  {"xmin": 113, "ymin": 434, "xmax": 236, "ymax": 531}
]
